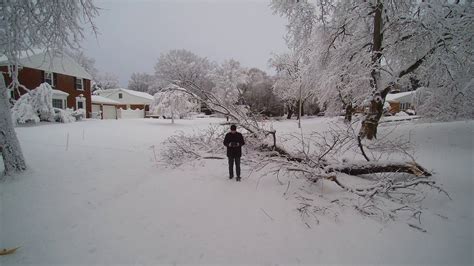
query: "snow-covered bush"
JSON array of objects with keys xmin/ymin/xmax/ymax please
[
  {"xmin": 11, "ymin": 83, "xmax": 79, "ymax": 124},
  {"xmin": 395, "ymin": 111, "xmax": 409, "ymax": 117},
  {"xmin": 150, "ymin": 85, "xmax": 199, "ymax": 123},
  {"xmin": 405, "ymin": 109, "xmax": 416, "ymax": 116},
  {"xmin": 54, "ymin": 108, "xmax": 76, "ymax": 123},
  {"xmin": 32, "ymin": 83, "xmax": 56, "ymax": 121},
  {"xmin": 72, "ymin": 108, "xmax": 86, "ymax": 120},
  {"xmin": 11, "ymin": 83, "xmax": 55, "ymax": 124},
  {"xmin": 11, "ymin": 94, "xmax": 40, "ymax": 124}
]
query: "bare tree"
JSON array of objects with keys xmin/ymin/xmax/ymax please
[
  {"xmin": 0, "ymin": 0, "xmax": 98, "ymax": 175},
  {"xmin": 154, "ymin": 50, "xmax": 268, "ymax": 135},
  {"xmin": 272, "ymin": 0, "xmax": 473, "ymax": 138},
  {"xmin": 94, "ymin": 72, "xmax": 120, "ymax": 91},
  {"xmin": 127, "ymin": 72, "xmax": 155, "ymax": 93}
]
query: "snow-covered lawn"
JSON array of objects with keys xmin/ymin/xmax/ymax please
[{"xmin": 1, "ymin": 117, "xmax": 472, "ymax": 265}]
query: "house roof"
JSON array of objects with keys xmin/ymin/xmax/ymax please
[
  {"xmin": 120, "ymin": 88, "xmax": 154, "ymax": 100},
  {"xmin": 52, "ymin": 89, "xmax": 69, "ymax": 96},
  {"xmin": 91, "ymin": 95, "xmax": 121, "ymax": 105},
  {"xmin": 386, "ymin": 90, "xmax": 417, "ymax": 102},
  {"xmin": 97, "ymin": 88, "xmax": 154, "ymax": 101},
  {"xmin": 0, "ymin": 50, "xmax": 92, "ymax": 80}
]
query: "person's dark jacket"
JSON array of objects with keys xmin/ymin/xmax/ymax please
[{"xmin": 223, "ymin": 132, "xmax": 245, "ymax": 157}]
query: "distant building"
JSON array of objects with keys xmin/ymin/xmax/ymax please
[
  {"xmin": 94, "ymin": 88, "xmax": 154, "ymax": 119},
  {"xmin": 95, "ymin": 88, "xmax": 153, "ymax": 110},
  {"xmin": 385, "ymin": 90, "xmax": 417, "ymax": 114}
]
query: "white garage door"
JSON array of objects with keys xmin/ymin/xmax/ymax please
[
  {"xmin": 103, "ymin": 105, "xmax": 117, "ymax": 119},
  {"xmin": 92, "ymin": 104, "xmax": 100, "ymax": 113},
  {"xmin": 91, "ymin": 104, "xmax": 100, "ymax": 119}
]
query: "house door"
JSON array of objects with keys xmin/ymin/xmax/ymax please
[
  {"xmin": 103, "ymin": 105, "xmax": 117, "ymax": 119},
  {"xmin": 76, "ymin": 97, "xmax": 86, "ymax": 110}
]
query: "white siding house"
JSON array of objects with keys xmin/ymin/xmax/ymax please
[
  {"xmin": 95, "ymin": 88, "xmax": 153, "ymax": 107},
  {"xmin": 94, "ymin": 88, "xmax": 154, "ymax": 119}
]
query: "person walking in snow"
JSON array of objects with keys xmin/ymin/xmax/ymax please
[{"xmin": 223, "ymin": 124, "xmax": 245, "ymax": 181}]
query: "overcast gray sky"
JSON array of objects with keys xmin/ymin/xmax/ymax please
[{"xmin": 82, "ymin": 0, "xmax": 288, "ymax": 87}]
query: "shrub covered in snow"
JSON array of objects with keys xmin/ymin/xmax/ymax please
[
  {"xmin": 11, "ymin": 83, "xmax": 77, "ymax": 124},
  {"xmin": 405, "ymin": 109, "xmax": 416, "ymax": 116},
  {"xmin": 11, "ymin": 94, "xmax": 40, "ymax": 124},
  {"xmin": 395, "ymin": 111, "xmax": 409, "ymax": 117},
  {"xmin": 54, "ymin": 108, "xmax": 76, "ymax": 123},
  {"xmin": 72, "ymin": 108, "xmax": 86, "ymax": 120}
]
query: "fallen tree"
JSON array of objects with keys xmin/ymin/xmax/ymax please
[
  {"xmin": 160, "ymin": 117, "xmax": 449, "ymax": 224},
  {"xmin": 155, "ymin": 50, "xmax": 448, "ymax": 224},
  {"xmin": 325, "ymin": 161, "xmax": 431, "ymax": 177}
]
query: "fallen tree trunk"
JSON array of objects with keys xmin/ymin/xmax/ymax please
[{"xmin": 325, "ymin": 161, "xmax": 431, "ymax": 177}]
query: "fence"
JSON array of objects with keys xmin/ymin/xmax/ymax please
[{"xmin": 117, "ymin": 108, "xmax": 144, "ymax": 119}]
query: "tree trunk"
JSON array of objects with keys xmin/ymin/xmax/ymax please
[
  {"xmin": 344, "ymin": 103, "xmax": 353, "ymax": 123},
  {"xmin": 359, "ymin": 0, "xmax": 385, "ymax": 140},
  {"xmin": 286, "ymin": 105, "xmax": 294, "ymax": 119},
  {"xmin": 0, "ymin": 75, "xmax": 27, "ymax": 175},
  {"xmin": 359, "ymin": 86, "xmax": 391, "ymax": 140},
  {"xmin": 325, "ymin": 161, "xmax": 431, "ymax": 177},
  {"xmin": 171, "ymin": 102, "xmax": 175, "ymax": 124}
]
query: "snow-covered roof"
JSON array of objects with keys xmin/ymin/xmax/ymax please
[
  {"xmin": 120, "ymin": 88, "xmax": 154, "ymax": 100},
  {"xmin": 92, "ymin": 95, "xmax": 121, "ymax": 105},
  {"xmin": 0, "ymin": 50, "xmax": 92, "ymax": 80},
  {"xmin": 386, "ymin": 90, "xmax": 417, "ymax": 103},
  {"xmin": 52, "ymin": 89, "xmax": 69, "ymax": 96},
  {"xmin": 97, "ymin": 88, "xmax": 154, "ymax": 100}
]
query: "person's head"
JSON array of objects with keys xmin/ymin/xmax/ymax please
[{"xmin": 230, "ymin": 124, "xmax": 237, "ymax": 133}]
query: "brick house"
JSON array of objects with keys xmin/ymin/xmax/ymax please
[{"xmin": 0, "ymin": 51, "xmax": 93, "ymax": 117}]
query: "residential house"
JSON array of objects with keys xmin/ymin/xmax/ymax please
[
  {"xmin": 385, "ymin": 90, "xmax": 417, "ymax": 114},
  {"xmin": 0, "ymin": 51, "xmax": 93, "ymax": 117},
  {"xmin": 95, "ymin": 88, "xmax": 153, "ymax": 109}
]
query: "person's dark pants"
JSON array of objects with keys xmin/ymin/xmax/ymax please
[{"xmin": 228, "ymin": 156, "xmax": 241, "ymax": 178}]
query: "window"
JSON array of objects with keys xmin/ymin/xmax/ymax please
[
  {"xmin": 118, "ymin": 93, "xmax": 123, "ymax": 99},
  {"xmin": 44, "ymin": 71, "xmax": 54, "ymax": 87},
  {"xmin": 52, "ymin": 99, "xmax": 63, "ymax": 109},
  {"xmin": 75, "ymin": 78, "xmax": 84, "ymax": 91},
  {"xmin": 400, "ymin": 102, "xmax": 411, "ymax": 110},
  {"xmin": 77, "ymin": 101, "xmax": 84, "ymax": 109}
]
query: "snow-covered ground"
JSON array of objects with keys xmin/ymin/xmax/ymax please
[{"xmin": 1, "ymin": 117, "xmax": 472, "ymax": 265}]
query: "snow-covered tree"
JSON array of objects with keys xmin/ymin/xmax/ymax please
[
  {"xmin": 150, "ymin": 85, "xmax": 198, "ymax": 123},
  {"xmin": 209, "ymin": 59, "xmax": 248, "ymax": 110},
  {"xmin": 154, "ymin": 49, "xmax": 214, "ymax": 94},
  {"xmin": 0, "ymin": 0, "xmax": 98, "ymax": 175},
  {"xmin": 127, "ymin": 72, "xmax": 155, "ymax": 93},
  {"xmin": 270, "ymin": 51, "xmax": 313, "ymax": 123},
  {"xmin": 94, "ymin": 72, "xmax": 120, "ymax": 91},
  {"xmin": 154, "ymin": 50, "xmax": 264, "ymax": 134},
  {"xmin": 272, "ymin": 0, "xmax": 474, "ymax": 137},
  {"xmin": 242, "ymin": 68, "xmax": 284, "ymax": 117}
]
